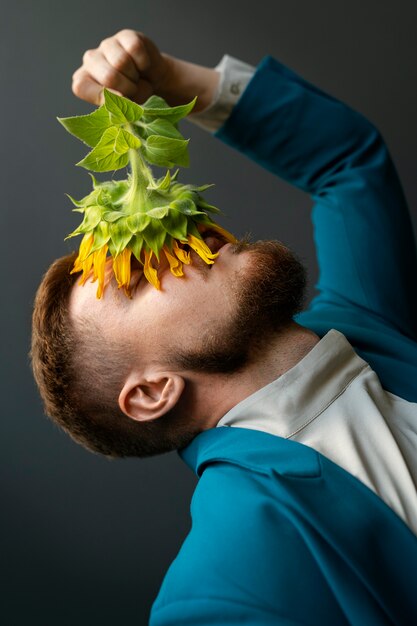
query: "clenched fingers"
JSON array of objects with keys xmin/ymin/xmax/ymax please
[
  {"xmin": 99, "ymin": 36, "xmax": 140, "ymax": 84},
  {"xmin": 72, "ymin": 67, "xmax": 122, "ymax": 106},
  {"xmin": 114, "ymin": 30, "xmax": 152, "ymax": 75},
  {"xmin": 79, "ymin": 48, "xmax": 139, "ymax": 99}
]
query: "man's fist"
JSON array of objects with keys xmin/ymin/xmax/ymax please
[
  {"xmin": 72, "ymin": 30, "xmax": 169, "ymax": 106},
  {"xmin": 72, "ymin": 29, "xmax": 219, "ymax": 113}
]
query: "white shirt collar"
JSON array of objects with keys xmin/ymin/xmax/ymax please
[{"xmin": 216, "ymin": 329, "xmax": 367, "ymax": 438}]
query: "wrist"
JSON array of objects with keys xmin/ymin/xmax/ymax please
[{"xmin": 159, "ymin": 53, "xmax": 220, "ymax": 113}]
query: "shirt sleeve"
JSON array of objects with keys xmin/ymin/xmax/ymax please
[
  {"xmin": 187, "ymin": 54, "xmax": 255, "ymax": 133},
  {"xmin": 214, "ymin": 55, "xmax": 417, "ymax": 341}
]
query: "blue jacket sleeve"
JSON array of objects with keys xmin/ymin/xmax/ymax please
[{"xmin": 215, "ymin": 56, "xmax": 417, "ymax": 341}]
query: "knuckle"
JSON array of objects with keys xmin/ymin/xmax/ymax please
[
  {"xmin": 98, "ymin": 37, "xmax": 111, "ymax": 50},
  {"xmin": 100, "ymin": 66, "xmax": 119, "ymax": 86},
  {"xmin": 71, "ymin": 77, "xmax": 83, "ymax": 97},
  {"xmin": 121, "ymin": 33, "xmax": 143, "ymax": 55},
  {"xmin": 82, "ymin": 49, "xmax": 93, "ymax": 64},
  {"xmin": 112, "ymin": 52, "xmax": 130, "ymax": 72},
  {"xmin": 117, "ymin": 28, "xmax": 136, "ymax": 38}
]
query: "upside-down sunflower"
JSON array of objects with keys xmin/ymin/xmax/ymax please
[{"xmin": 59, "ymin": 89, "xmax": 236, "ymax": 298}]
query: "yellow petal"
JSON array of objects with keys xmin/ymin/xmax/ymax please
[
  {"xmin": 173, "ymin": 240, "xmax": 191, "ymax": 265},
  {"xmin": 208, "ymin": 223, "xmax": 237, "ymax": 244},
  {"xmin": 70, "ymin": 233, "xmax": 95, "ymax": 282},
  {"xmin": 92, "ymin": 245, "xmax": 108, "ymax": 299},
  {"xmin": 188, "ymin": 234, "xmax": 219, "ymax": 265},
  {"xmin": 143, "ymin": 250, "xmax": 161, "ymax": 290},
  {"xmin": 78, "ymin": 233, "xmax": 94, "ymax": 263},
  {"xmin": 164, "ymin": 246, "xmax": 184, "ymax": 277},
  {"xmin": 113, "ymin": 248, "xmax": 132, "ymax": 289}
]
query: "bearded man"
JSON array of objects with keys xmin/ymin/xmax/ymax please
[{"xmin": 31, "ymin": 30, "xmax": 417, "ymax": 625}]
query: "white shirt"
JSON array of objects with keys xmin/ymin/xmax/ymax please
[{"xmin": 216, "ymin": 330, "xmax": 417, "ymax": 535}]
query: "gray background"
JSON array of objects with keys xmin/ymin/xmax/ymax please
[{"xmin": 1, "ymin": 0, "xmax": 416, "ymax": 624}]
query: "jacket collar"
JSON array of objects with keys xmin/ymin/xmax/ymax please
[{"xmin": 178, "ymin": 426, "xmax": 321, "ymax": 479}]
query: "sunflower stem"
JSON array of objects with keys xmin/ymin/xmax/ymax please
[{"xmin": 124, "ymin": 123, "xmax": 155, "ymax": 213}]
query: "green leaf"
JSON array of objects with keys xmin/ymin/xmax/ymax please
[
  {"xmin": 103, "ymin": 88, "xmax": 144, "ymax": 124},
  {"xmin": 76, "ymin": 126, "xmax": 141, "ymax": 172},
  {"xmin": 141, "ymin": 118, "xmax": 183, "ymax": 140},
  {"xmin": 126, "ymin": 213, "xmax": 151, "ymax": 233},
  {"xmin": 161, "ymin": 209, "xmax": 188, "ymax": 240},
  {"xmin": 57, "ymin": 106, "xmax": 112, "ymax": 147},
  {"xmin": 142, "ymin": 96, "xmax": 197, "ymax": 123},
  {"xmin": 143, "ymin": 136, "xmax": 189, "ymax": 168},
  {"xmin": 109, "ymin": 219, "xmax": 133, "ymax": 255},
  {"xmin": 142, "ymin": 218, "xmax": 167, "ymax": 259}
]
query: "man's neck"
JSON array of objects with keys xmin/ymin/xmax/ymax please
[{"xmin": 190, "ymin": 322, "xmax": 321, "ymax": 430}]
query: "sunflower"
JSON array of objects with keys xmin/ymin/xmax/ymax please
[{"xmin": 59, "ymin": 89, "xmax": 237, "ymax": 299}]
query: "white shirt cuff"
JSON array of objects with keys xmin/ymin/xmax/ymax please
[{"xmin": 188, "ymin": 54, "xmax": 256, "ymax": 133}]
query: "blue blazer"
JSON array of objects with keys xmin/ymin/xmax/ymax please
[{"xmin": 150, "ymin": 56, "xmax": 417, "ymax": 625}]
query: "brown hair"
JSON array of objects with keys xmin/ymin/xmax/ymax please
[{"xmin": 30, "ymin": 254, "xmax": 196, "ymax": 458}]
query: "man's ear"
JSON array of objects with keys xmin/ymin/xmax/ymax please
[{"xmin": 118, "ymin": 372, "xmax": 185, "ymax": 423}]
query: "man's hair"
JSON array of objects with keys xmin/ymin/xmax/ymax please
[{"xmin": 30, "ymin": 254, "xmax": 196, "ymax": 459}]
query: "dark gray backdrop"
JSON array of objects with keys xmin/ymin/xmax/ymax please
[{"xmin": 1, "ymin": 1, "xmax": 416, "ymax": 624}]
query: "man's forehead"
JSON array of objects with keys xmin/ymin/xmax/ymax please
[{"xmin": 69, "ymin": 270, "xmax": 128, "ymax": 323}]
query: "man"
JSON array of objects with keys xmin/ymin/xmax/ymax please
[{"xmin": 31, "ymin": 30, "xmax": 417, "ymax": 624}]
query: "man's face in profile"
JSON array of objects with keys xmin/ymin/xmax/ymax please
[
  {"xmin": 69, "ymin": 238, "xmax": 306, "ymax": 381},
  {"xmin": 69, "ymin": 240, "xmax": 246, "ymax": 368}
]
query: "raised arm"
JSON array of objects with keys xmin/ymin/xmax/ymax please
[
  {"xmin": 214, "ymin": 56, "xmax": 417, "ymax": 341},
  {"xmin": 71, "ymin": 33, "xmax": 417, "ymax": 340}
]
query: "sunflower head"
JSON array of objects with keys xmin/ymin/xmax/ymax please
[{"xmin": 59, "ymin": 89, "xmax": 236, "ymax": 299}]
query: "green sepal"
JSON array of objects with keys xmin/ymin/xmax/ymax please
[
  {"xmin": 57, "ymin": 106, "xmax": 112, "ymax": 147},
  {"xmin": 147, "ymin": 206, "xmax": 169, "ymax": 219},
  {"xmin": 88, "ymin": 173, "xmax": 100, "ymax": 188},
  {"xmin": 129, "ymin": 235, "xmax": 145, "ymax": 263},
  {"xmin": 103, "ymin": 88, "xmax": 144, "ymax": 124},
  {"xmin": 64, "ymin": 205, "xmax": 103, "ymax": 239},
  {"xmin": 142, "ymin": 219, "xmax": 167, "ymax": 259},
  {"xmin": 170, "ymin": 198, "xmax": 197, "ymax": 215},
  {"xmin": 190, "ymin": 212, "xmax": 216, "ymax": 227},
  {"xmin": 195, "ymin": 199, "xmax": 221, "ymax": 215},
  {"xmin": 161, "ymin": 209, "xmax": 188, "ymax": 240},
  {"xmin": 186, "ymin": 219, "xmax": 203, "ymax": 239},
  {"xmin": 102, "ymin": 210, "xmax": 127, "ymax": 223},
  {"xmin": 65, "ymin": 193, "xmax": 85, "ymax": 208},
  {"xmin": 90, "ymin": 221, "xmax": 111, "ymax": 253},
  {"xmin": 126, "ymin": 213, "xmax": 151, "ymax": 234},
  {"xmin": 109, "ymin": 219, "xmax": 133, "ymax": 255},
  {"xmin": 97, "ymin": 179, "xmax": 131, "ymax": 206},
  {"xmin": 76, "ymin": 126, "xmax": 141, "ymax": 172}
]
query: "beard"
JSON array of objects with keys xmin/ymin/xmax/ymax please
[{"xmin": 171, "ymin": 239, "xmax": 307, "ymax": 375}]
